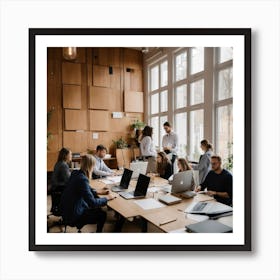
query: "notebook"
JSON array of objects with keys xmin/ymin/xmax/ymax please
[
  {"xmin": 130, "ymin": 161, "xmax": 148, "ymax": 179},
  {"xmin": 158, "ymin": 194, "xmax": 182, "ymax": 205},
  {"xmin": 171, "ymin": 171, "xmax": 196, "ymax": 198},
  {"xmin": 119, "ymin": 173, "xmax": 150, "ymax": 199},
  {"xmin": 185, "ymin": 201, "xmax": 233, "ymax": 215},
  {"xmin": 185, "ymin": 220, "xmax": 233, "ymax": 233},
  {"xmin": 111, "ymin": 168, "xmax": 133, "ymax": 192}
]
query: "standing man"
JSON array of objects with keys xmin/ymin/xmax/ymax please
[
  {"xmin": 92, "ymin": 145, "xmax": 116, "ymax": 179},
  {"xmin": 162, "ymin": 122, "xmax": 178, "ymax": 173},
  {"xmin": 195, "ymin": 155, "xmax": 233, "ymax": 206}
]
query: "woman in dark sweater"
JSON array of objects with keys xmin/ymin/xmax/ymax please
[
  {"xmin": 51, "ymin": 147, "xmax": 72, "ymax": 192},
  {"xmin": 156, "ymin": 152, "xmax": 173, "ymax": 180},
  {"xmin": 60, "ymin": 154, "xmax": 116, "ymax": 232}
]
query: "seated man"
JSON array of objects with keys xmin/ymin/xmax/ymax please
[
  {"xmin": 92, "ymin": 145, "xmax": 115, "ymax": 179},
  {"xmin": 195, "ymin": 155, "xmax": 232, "ymax": 206}
]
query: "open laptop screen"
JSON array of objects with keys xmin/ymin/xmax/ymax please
[
  {"xmin": 134, "ymin": 174, "xmax": 150, "ymax": 196},
  {"xmin": 119, "ymin": 168, "xmax": 133, "ymax": 188}
]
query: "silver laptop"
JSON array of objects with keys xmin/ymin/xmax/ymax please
[
  {"xmin": 129, "ymin": 161, "xmax": 148, "ymax": 179},
  {"xmin": 171, "ymin": 171, "xmax": 196, "ymax": 198},
  {"xmin": 111, "ymin": 168, "xmax": 133, "ymax": 192},
  {"xmin": 119, "ymin": 173, "xmax": 150, "ymax": 199},
  {"xmin": 185, "ymin": 201, "xmax": 233, "ymax": 215}
]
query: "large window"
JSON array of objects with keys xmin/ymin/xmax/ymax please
[
  {"xmin": 146, "ymin": 47, "xmax": 233, "ymax": 166},
  {"xmin": 148, "ymin": 59, "xmax": 168, "ymax": 149}
]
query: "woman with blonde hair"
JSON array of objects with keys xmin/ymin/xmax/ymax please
[
  {"xmin": 177, "ymin": 157, "xmax": 192, "ymax": 172},
  {"xmin": 61, "ymin": 154, "xmax": 116, "ymax": 232}
]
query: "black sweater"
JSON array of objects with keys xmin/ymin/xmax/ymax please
[{"xmin": 201, "ymin": 169, "xmax": 232, "ymax": 206}]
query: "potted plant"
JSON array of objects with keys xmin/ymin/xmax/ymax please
[
  {"xmin": 130, "ymin": 120, "xmax": 145, "ymax": 147},
  {"xmin": 112, "ymin": 137, "xmax": 128, "ymax": 149}
]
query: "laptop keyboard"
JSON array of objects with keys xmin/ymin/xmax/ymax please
[
  {"xmin": 192, "ymin": 202, "xmax": 207, "ymax": 211},
  {"xmin": 119, "ymin": 191, "xmax": 133, "ymax": 198}
]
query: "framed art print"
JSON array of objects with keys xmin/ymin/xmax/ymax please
[{"xmin": 29, "ymin": 28, "xmax": 251, "ymax": 251}]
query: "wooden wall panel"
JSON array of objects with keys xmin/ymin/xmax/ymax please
[
  {"xmin": 89, "ymin": 110, "xmax": 109, "ymax": 131},
  {"xmin": 63, "ymin": 85, "xmax": 82, "ymax": 109},
  {"xmin": 110, "ymin": 117, "xmax": 131, "ymax": 133},
  {"xmin": 62, "ymin": 62, "xmax": 81, "ymax": 85},
  {"xmin": 93, "ymin": 48, "xmax": 121, "ymax": 67},
  {"xmin": 110, "ymin": 67, "xmax": 121, "ymax": 89},
  {"xmin": 93, "ymin": 65, "xmax": 110, "ymax": 87},
  {"xmin": 89, "ymin": 87, "xmax": 112, "ymax": 110},
  {"xmin": 47, "ymin": 152, "xmax": 59, "ymax": 172},
  {"xmin": 87, "ymin": 131, "xmax": 110, "ymax": 151},
  {"xmin": 63, "ymin": 131, "xmax": 88, "ymax": 153},
  {"xmin": 124, "ymin": 91, "xmax": 144, "ymax": 113},
  {"xmin": 124, "ymin": 48, "xmax": 142, "ymax": 70},
  {"xmin": 64, "ymin": 109, "xmax": 87, "ymax": 130},
  {"xmin": 47, "ymin": 134, "xmax": 60, "ymax": 152}
]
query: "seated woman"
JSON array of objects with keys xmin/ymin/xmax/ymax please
[
  {"xmin": 60, "ymin": 154, "xmax": 116, "ymax": 233},
  {"xmin": 50, "ymin": 148, "xmax": 72, "ymax": 215},
  {"xmin": 51, "ymin": 147, "xmax": 72, "ymax": 192},
  {"xmin": 156, "ymin": 152, "xmax": 173, "ymax": 180},
  {"xmin": 176, "ymin": 157, "xmax": 195, "ymax": 190}
]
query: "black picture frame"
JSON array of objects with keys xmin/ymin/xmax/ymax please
[{"xmin": 29, "ymin": 28, "xmax": 251, "ymax": 251}]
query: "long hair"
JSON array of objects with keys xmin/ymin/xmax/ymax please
[
  {"xmin": 201, "ymin": 139, "xmax": 213, "ymax": 151},
  {"xmin": 157, "ymin": 152, "xmax": 171, "ymax": 176},
  {"xmin": 141, "ymin": 126, "xmax": 153, "ymax": 139},
  {"xmin": 57, "ymin": 147, "xmax": 71, "ymax": 162},
  {"xmin": 80, "ymin": 154, "xmax": 96, "ymax": 179},
  {"xmin": 177, "ymin": 158, "xmax": 192, "ymax": 172}
]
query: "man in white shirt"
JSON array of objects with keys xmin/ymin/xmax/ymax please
[
  {"xmin": 92, "ymin": 145, "xmax": 115, "ymax": 179},
  {"xmin": 162, "ymin": 122, "xmax": 178, "ymax": 173}
]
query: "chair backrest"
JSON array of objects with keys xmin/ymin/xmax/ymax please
[{"xmin": 50, "ymin": 190, "xmax": 63, "ymax": 216}]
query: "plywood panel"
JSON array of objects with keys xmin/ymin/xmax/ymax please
[
  {"xmin": 64, "ymin": 109, "xmax": 87, "ymax": 130},
  {"xmin": 63, "ymin": 131, "xmax": 88, "ymax": 153},
  {"xmin": 63, "ymin": 85, "xmax": 82, "ymax": 109},
  {"xmin": 87, "ymin": 131, "xmax": 110, "ymax": 151},
  {"xmin": 124, "ymin": 69, "xmax": 143, "ymax": 91},
  {"xmin": 131, "ymin": 69, "xmax": 143, "ymax": 91},
  {"xmin": 47, "ymin": 152, "xmax": 59, "ymax": 172},
  {"xmin": 93, "ymin": 48, "xmax": 121, "ymax": 67},
  {"xmin": 110, "ymin": 116, "xmax": 131, "ymax": 133},
  {"xmin": 124, "ymin": 91, "xmax": 144, "ymax": 113},
  {"xmin": 110, "ymin": 67, "xmax": 121, "ymax": 89},
  {"xmin": 89, "ymin": 86, "xmax": 112, "ymax": 110},
  {"xmin": 124, "ymin": 48, "xmax": 143, "ymax": 69},
  {"xmin": 108, "ymin": 89, "xmax": 122, "ymax": 111},
  {"xmin": 47, "ymin": 134, "xmax": 60, "ymax": 152},
  {"xmin": 93, "ymin": 65, "xmax": 110, "ymax": 87},
  {"xmin": 89, "ymin": 110, "xmax": 109, "ymax": 131},
  {"xmin": 62, "ymin": 62, "xmax": 81, "ymax": 85}
]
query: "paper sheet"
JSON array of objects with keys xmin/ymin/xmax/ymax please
[{"xmin": 134, "ymin": 198, "xmax": 166, "ymax": 210}]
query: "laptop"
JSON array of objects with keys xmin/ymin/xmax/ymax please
[
  {"xmin": 119, "ymin": 173, "xmax": 150, "ymax": 199},
  {"xmin": 170, "ymin": 171, "xmax": 196, "ymax": 198},
  {"xmin": 129, "ymin": 161, "xmax": 148, "ymax": 179},
  {"xmin": 185, "ymin": 201, "xmax": 233, "ymax": 215},
  {"xmin": 185, "ymin": 220, "xmax": 233, "ymax": 233},
  {"xmin": 111, "ymin": 168, "xmax": 133, "ymax": 192},
  {"xmin": 158, "ymin": 194, "xmax": 182, "ymax": 205}
]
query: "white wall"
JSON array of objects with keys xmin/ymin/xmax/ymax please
[{"xmin": 1, "ymin": 0, "xmax": 279, "ymax": 279}]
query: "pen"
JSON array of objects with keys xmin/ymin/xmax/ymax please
[{"xmin": 159, "ymin": 218, "xmax": 177, "ymax": 226}]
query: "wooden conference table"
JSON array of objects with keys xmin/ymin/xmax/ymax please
[{"xmin": 90, "ymin": 175, "xmax": 232, "ymax": 233}]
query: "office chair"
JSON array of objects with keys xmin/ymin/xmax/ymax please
[{"xmin": 47, "ymin": 186, "xmax": 64, "ymax": 232}]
